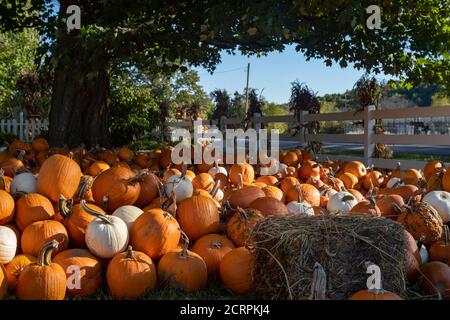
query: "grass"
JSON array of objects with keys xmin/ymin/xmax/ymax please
[{"xmin": 321, "ymin": 147, "xmax": 450, "ymax": 162}]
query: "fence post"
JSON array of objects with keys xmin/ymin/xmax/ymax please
[
  {"xmin": 219, "ymin": 116, "xmax": 227, "ymax": 132},
  {"xmin": 299, "ymin": 110, "xmax": 307, "ymax": 147},
  {"xmin": 364, "ymin": 105, "xmax": 376, "ymax": 167},
  {"xmin": 19, "ymin": 112, "xmax": 25, "ymax": 141},
  {"xmin": 253, "ymin": 113, "xmax": 261, "ymax": 131}
]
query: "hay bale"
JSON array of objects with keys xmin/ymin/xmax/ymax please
[{"xmin": 251, "ymin": 215, "xmax": 407, "ymax": 300}]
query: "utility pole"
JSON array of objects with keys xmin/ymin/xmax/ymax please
[{"xmin": 244, "ymin": 63, "xmax": 250, "ymax": 114}]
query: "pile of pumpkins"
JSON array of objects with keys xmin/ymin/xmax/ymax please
[{"xmin": 0, "ymin": 139, "xmax": 448, "ymax": 300}]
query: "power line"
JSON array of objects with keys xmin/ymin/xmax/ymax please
[{"xmin": 198, "ymin": 66, "xmax": 247, "ymax": 76}]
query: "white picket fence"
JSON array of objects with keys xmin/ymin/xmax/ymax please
[
  {"xmin": 0, "ymin": 112, "xmax": 48, "ymax": 142},
  {"xmin": 167, "ymin": 105, "xmax": 450, "ymax": 170}
]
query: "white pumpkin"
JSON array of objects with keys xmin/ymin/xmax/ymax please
[
  {"xmin": 386, "ymin": 177, "xmax": 404, "ymax": 189},
  {"xmin": 422, "ymin": 191, "xmax": 450, "ymax": 223},
  {"xmin": 327, "ymin": 191, "xmax": 358, "ymax": 213},
  {"xmin": 208, "ymin": 164, "xmax": 228, "ymax": 178},
  {"xmin": 277, "ymin": 163, "xmax": 288, "ymax": 174},
  {"xmin": 287, "ymin": 200, "xmax": 314, "ymax": 217},
  {"xmin": 112, "ymin": 205, "xmax": 143, "ymax": 231},
  {"xmin": 164, "ymin": 174, "xmax": 193, "ymax": 203},
  {"xmin": 0, "ymin": 225, "xmax": 17, "ymax": 264},
  {"xmin": 213, "ymin": 188, "xmax": 224, "ymax": 202},
  {"xmin": 10, "ymin": 172, "xmax": 37, "ymax": 194},
  {"xmin": 82, "ymin": 201, "xmax": 129, "ymax": 259}
]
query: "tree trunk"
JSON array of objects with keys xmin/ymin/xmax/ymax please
[{"xmin": 48, "ymin": 64, "xmax": 110, "ymax": 148}]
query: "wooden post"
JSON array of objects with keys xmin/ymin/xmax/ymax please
[
  {"xmin": 253, "ymin": 113, "xmax": 261, "ymax": 131},
  {"xmin": 19, "ymin": 112, "xmax": 24, "ymax": 141},
  {"xmin": 299, "ymin": 110, "xmax": 307, "ymax": 147},
  {"xmin": 364, "ymin": 105, "xmax": 376, "ymax": 166}
]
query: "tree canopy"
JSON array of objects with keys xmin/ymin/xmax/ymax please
[{"xmin": 0, "ymin": 0, "xmax": 448, "ymax": 146}]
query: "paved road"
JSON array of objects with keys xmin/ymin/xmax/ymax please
[{"xmin": 278, "ymin": 141, "xmax": 450, "ymax": 156}]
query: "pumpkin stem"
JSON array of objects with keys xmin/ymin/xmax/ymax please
[
  {"xmin": 211, "ymin": 240, "xmax": 222, "ymax": 249},
  {"xmin": 37, "ymin": 240, "xmax": 59, "ymax": 266},
  {"xmin": 342, "ymin": 195, "xmax": 355, "ymax": 202},
  {"xmin": 237, "ymin": 173, "xmax": 244, "ymax": 189},
  {"xmin": 295, "ymin": 183, "xmax": 304, "ymax": 203},
  {"xmin": 77, "ymin": 176, "xmax": 94, "ymax": 201},
  {"xmin": 17, "ymin": 149, "xmax": 26, "ymax": 161},
  {"xmin": 367, "ymin": 196, "xmax": 377, "ymax": 209},
  {"xmin": 237, "ymin": 206, "xmax": 249, "ymax": 220},
  {"xmin": 80, "ymin": 200, "xmax": 112, "ymax": 224},
  {"xmin": 58, "ymin": 195, "xmax": 73, "ymax": 219},
  {"xmin": 391, "ymin": 203, "xmax": 403, "ymax": 215},
  {"xmin": 125, "ymin": 245, "xmax": 136, "ymax": 259},
  {"xmin": 309, "ymin": 262, "xmax": 327, "ymax": 300},
  {"xmin": 179, "ymin": 229, "xmax": 190, "ymax": 258},
  {"xmin": 209, "ymin": 179, "xmax": 220, "ymax": 198}
]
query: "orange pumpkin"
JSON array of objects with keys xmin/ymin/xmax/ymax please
[
  {"xmin": 130, "ymin": 208, "xmax": 181, "ymax": 259},
  {"xmin": 228, "ymin": 184, "xmax": 266, "ymax": 209},
  {"xmin": 219, "ymin": 247, "xmax": 254, "ymax": 295},
  {"xmin": 53, "ymin": 248, "xmax": 102, "ymax": 297},
  {"xmin": 15, "ymin": 193, "xmax": 54, "ymax": 231},
  {"xmin": 443, "ymin": 170, "xmax": 450, "ymax": 193},
  {"xmin": 343, "ymin": 161, "xmax": 367, "ymax": 180},
  {"xmin": 418, "ymin": 261, "xmax": 450, "ymax": 299},
  {"xmin": 192, "ymin": 173, "xmax": 215, "ymax": 191},
  {"xmin": 107, "ymin": 246, "xmax": 157, "ymax": 299},
  {"xmin": 298, "ymin": 160, "xmax": 320, "ymax": 181},
  {"xmin": 58, "ymin": 197, "xmax": 106, "ymax": 248},
  {"xmin": 279, "ymin": 177, "xmax": 300, "ymax": 193},
  {"xmin": 363, "ymin": 170, "xmax": 384, "ymax": 190},
  {"xmin": 424, "ymin": 160, "xmax": 443, "ymax": 181},
  {"xmin": 17, "ymin": 240, "xmax": 67, "ymax": 300},
  {"xmin": 118, "ymin": 147, "xmax": 134, "ymax": 162},
  {"xmin": 229, "ymin": 163, "xmax": 254, "ymax": 186},
  {"xmin": 192, "ymin": 234, "xmax": 235, "ymax": 277},
  {"xmin": 227, "ymin": 208, "xmax": 264, "ymax": 247},
  {"xmin": 86, "ymin": 161, "xmax": 110, "ymax": 176},
  {"xmin": 429, "ymin": 225, "xmax": 450, "ymax": 266},
  {"xmin": 376, "ymin": 194, "xmax": 404, "ymax": 219},
  {"xmin": 4, "ymin": 254, "xmax": 37, "ymax": 292},
  {"xmin": 403, "ymin": 168, "xmax": 422, "ymax": 185},
  {"xmin": 256, "ymin": 176, "xmax": 278, "ymax": 186},
  {"xmin": 349, "ymin": 199, "xmax": 381, "ymax": 217},
  {"xmin": 249, "ymin": 197, "xmax": 288, "ymax": 217},
  {"xmin": 92, "ymin": 166, "xmax": 141, "ymax": 211},
  {"xmin": 36, "ymin": 154, "xmax": 82, "ymax": 202},
  {"xmin": 0, "ymin": 189, "xmax": 15, "ymax": 225},
  {"xmin": 177, "ymin": 195, "xmax": 220, "ymax": 241},
  {"xmin": 262, "ymin": 185, "xmax": 285, "ymax": 202},
  {"xmin": 397, "ymin": 202, "xmax": 443, "ymax": 246},
  {"xmin": 338, "ymin": 172, "xmax": 358, "ymax": 190},
  {"xmin": 0, "ymin": 172, "xmax": 12, "ymax": 193},
  {"xmin": 157, "ymin": 241, "xmax": 207, "ymax": 292},
  {"xmin": 282, "ymin": 151, "xmax": 299, "ymax": 166},
  {"xmin": 31, "ymin": 138, "xmax": 49, "ymax": 153},
  {"xmin": 404, "ymin": 230, "xmax": 421, "ymax": 284},
  {"xmin": 285, "ymin": 184, "xmax": 320, "ymax": 207},
  {"xmin": 134, "ymin": 172, "xmax": 161, "ymax": 208},
  {"xmin": 21, "ymin": 220, "xmax": 69, "ymax": 257},
  {"xmin": 0, "ymin": 264, "xmax": 5, "ymax": 299},
  {"xmin": 349, "ymin": 289, "xmax": 402, "ymax": 300}
]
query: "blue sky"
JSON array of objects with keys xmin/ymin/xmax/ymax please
[{"xmin": 195, "ymin": 45, "xmax": 393, "ymax": 104}]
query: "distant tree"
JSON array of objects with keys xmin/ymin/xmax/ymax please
[
  {"xmin": 0, "ymin": 29, "xmax": 40, "ymax": 117},
  {"xmin": 210, "ymin": 89, "xmax": 232, "ymax": 121},
  {"xmin": 289, "ymin": 81, "xmax": 321, "ymax": 153},
  {"xmin": 354, "ymin": 75, "xmax": 393, "ymax": 159}
]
